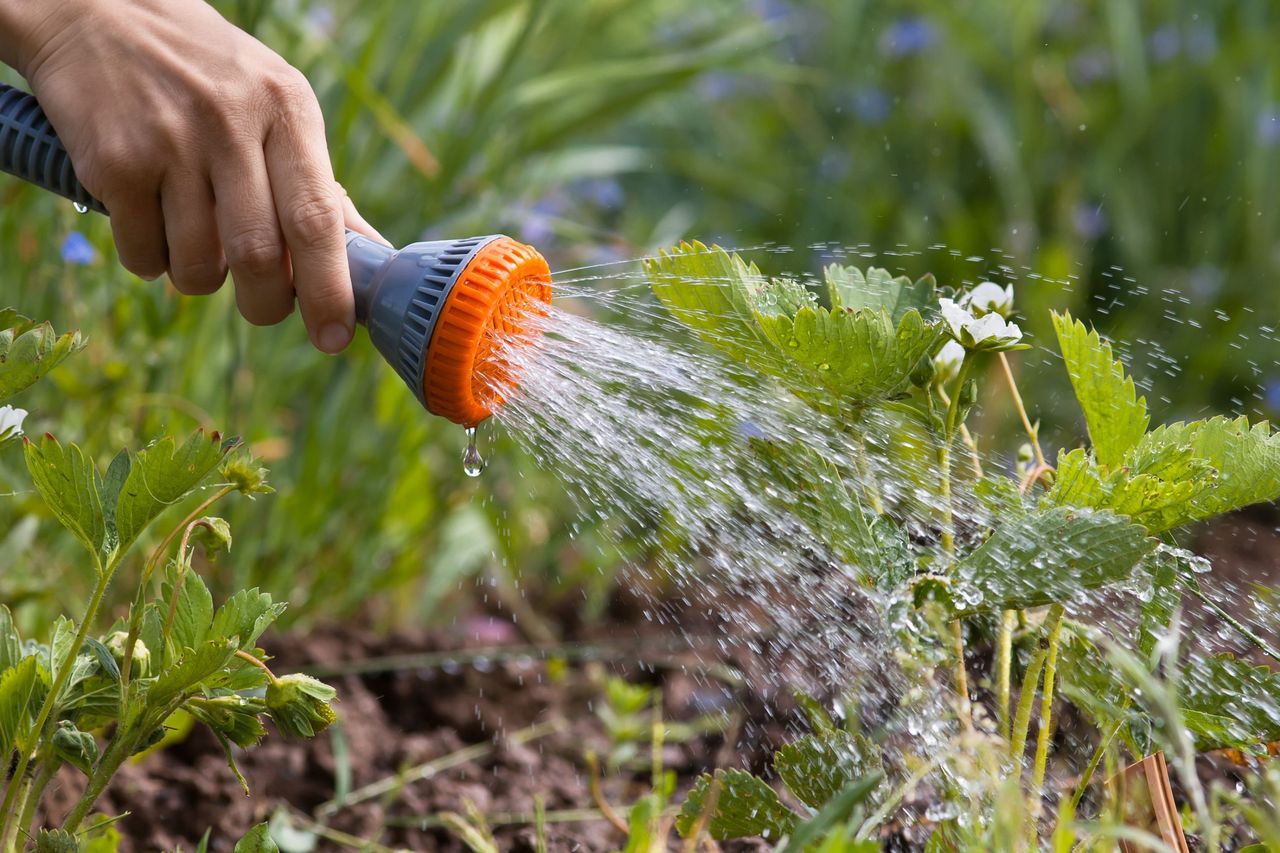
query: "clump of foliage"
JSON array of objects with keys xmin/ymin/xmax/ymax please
[
  {"xmin": 0, "ymin": 312, "xmax": 335, "ymax": 852},
  {"xmin": 641, "ymin": 243, "xmax": 1280, "ymax": 849}
]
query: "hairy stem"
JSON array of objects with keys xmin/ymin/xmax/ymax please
[
  {"xmin": 13, "ymin": 749, "xmax": 58, "ymax": 844},
  {"xmin": 850, "ymin": 427, "xmax": 885, "ymax": 515},
  {"xmin": 1068, "ymin": 715, "xmax": 1126, "ymax": 813},
  {"xmin": 998, "ymin": 352, "xmax": 1046, "ymax": 468},
  {"xmin": 1010, "ymin": 645, "xmax": 1049, "ymax": 763},
  {"xmin": 1186, "ymin": 582, "xmax": 1280, "ymax": 664},
  {"xmin": 121, "ymin": 484, "xmax": 236, "ymax": 688},
  {"xmin": 1029, "ymin": 604, "xmax": 1066, "ymax": 828},
  {"xmin": 997, "ymin": 608, "xmax": 1016, "ymax": 741},
  {"xmin": 62, "ymin": 729, "xmax": 134, "ymax": 833},
  {"xmin": 0, "ymin": 555, "xmax": 111, "ymax": 843}
]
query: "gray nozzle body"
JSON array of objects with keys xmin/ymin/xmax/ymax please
[
  {"xmin": 347, "ymin": 232, "xmax": 500, "ymax": 405},
  {"xmin": 0, "ymin": 81, "xmax": 501, "ymax": 411}
]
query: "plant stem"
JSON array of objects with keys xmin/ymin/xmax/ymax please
[
  {"xmin": 62, "ymin": 729, "xmax": 134, "ymax": 833},
  {"xmin": 1029, "ymin": 604, "xmax": 1066, "ymax": 828},
  {"xmin": 939, "ymin": 355, "xmax": 975, "ymax": 733},
  {"xmin": 13, "ymin": 749, "xmax": 58, "ymax": 843},
  {"xmin": 1009, "ymin": 645, "xmax": 1049, "ymax": 763},
  {"xmin": 0, "ymin": 556, "xmax": 112, "ymax": 843},
  {"xmin": 850, "ymin": 427, "xmax": 884, "ymax": 515},
  {"xmin": 235, "ymin": 648, "xmax": 280, "ymax": 684},
  {"xmin": 997, "ymin": 608, "xmax": 1016, "ymax": 741},
  {"xmin": 1185, "ymin": 582, "xmax": 1280, "ymax": 664},
  {"xmin": 998, "ymin": 352, "xmax": 1046, "ymax": 468},
  {"xmin": 950, "ymin": 619, "xmax": 972, "ymax": 731},
  {"xmin": 1068, "ymin": 715, "xmax": 1126, "ymax": 813},
  {"xmin": 121, "ymin": 484, "xmax": 236, "ymax": 688}
]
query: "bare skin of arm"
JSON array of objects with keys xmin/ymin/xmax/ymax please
[{"xmin": 0, "ymin": 0, "xmax": 386, "ymax": 353}]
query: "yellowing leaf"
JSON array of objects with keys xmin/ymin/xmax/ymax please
[{"xmin": 1052, "ymin": 312, "xmax": 1148, "ymax": 469}]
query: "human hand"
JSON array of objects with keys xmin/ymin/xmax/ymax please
[{"xmin": 1, "ymin": 0, "xmax": 385, "ymax": 353}]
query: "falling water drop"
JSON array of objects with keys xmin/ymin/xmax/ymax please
[
  {"xmin": 72, "ymin": 202, "xmax": 89, "ymax": 214},
  {"xmin": 462, "ymin": 426, "xmax": 486, "ymax": 477}
]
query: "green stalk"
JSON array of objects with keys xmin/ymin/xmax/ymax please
[
  {"xmin": 850, "ymin": 427, "xmax": 884, "ymax": 515},
  {"xmin": 1009, "ymin": 646, "xmax": 1048, "ymax": 763},
  {"xmin": 1068, "ymin": 715, "xmax": 1126, "ymax": 813},
  {"xmin": 0, "ymin": 554, "xmax": 113, "ymax": 846},
  {"xmin": 62, "ymin": 732, "xmax": 135, "ymax": 833},
  {"xmin": 1029, "ymin": 603, "xmax": 1066, "ymax": 829},
  {"xmin": 939, "ymin": 355, "xmax": 975, "ymax": 729},
  {"xmin": 13, "ymin": 750, "xmax": 59, "ymax": 844},
  {"xmin": 997, "ymin": 608, "xmax": 1016, "ymax": 741}
]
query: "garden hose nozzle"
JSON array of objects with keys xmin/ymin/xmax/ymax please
[{"xmin": 0, "ymin": 82, "xmax": 552, "ymax": 427}]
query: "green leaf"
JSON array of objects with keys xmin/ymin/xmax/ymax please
[
  {"xmin": 162, "ymin": 566, "xmax": 214, "ymax": 654},
  {"xmin": 114, "ymin": 431, "xmax": 232, "ymax": 553},
  {"xmin": 25, "ymin": 435, "xmax": 106, "ymax": 558},
  {"xmin": 0, "ymin": 655, "xmax": 42, "ymax": 756},
  {"xmin": 1153, "ymin": 417, "xmax": 1280, "ymax": 523},
  {"xmin": 1179, "ymin": 654, "xmax": 1280, "ymax": 753},
  {"xmin": 676, "ymin": 768, "xmax": 799, "ymax": 841},
  {"xmin": 644, "ymin": 241, "xmax": 773, "ymax": 365},
  {"xmin": 0, "ymin": 321, "xmax": 85, "ymax": 403},
  {"xmin": 754, "ymin": 303, "xmax": 940, "ymax": 406},
  {"xmin": 211, "ymin": 588, "xmax": 285, "ymax": 651},
  {"xmin": 0, "ymin": 605, "xmax": 20, "ymax": 672},
  {"xmin": 774, "ymin": 730, "xmax": 882, "ymax": 811},
  {"xmin": 956, "ymin": 506, "xmax": 1155, "ymax": 611},
  {"xmin": 1052, "ymin": 312, "xmax": 1148, "ymax": 469},
  {"xmin": 826, "ymin": 265, "xmax": 935, "ymax": 323},
  {"xmin": 233, "ymin": 823, "xmax": 279, "ymax": 853},
  {"xmin": 776, "ymin": 775, "xmax": 884, "ymax": 853},
  {"xmin": 149, "ymin": 638, "xmax": 238, "ymax": 706},
  {"xmin": 99, "ymin": 449, "xmax": 131, "ymax": 552},
  {"xmin": 1136, "ymin": 553, "xmax": 1180, "ymax": 659}
]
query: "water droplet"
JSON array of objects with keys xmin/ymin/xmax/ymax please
[
  {"xmin": 818, "ymin": 362, "xmax": 831, "ymax": 371},
  {"xmin": 72, "ymin": 202, "xmax": 88, "ymax": 214},
  {"xmin": 462, "ymin": 426, "xmax": 486, "ymax": 477}
]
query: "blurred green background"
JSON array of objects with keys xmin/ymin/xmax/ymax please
[{"xmin": 2, "ymin": 0, "xmax": 1278, "ymax": 632}]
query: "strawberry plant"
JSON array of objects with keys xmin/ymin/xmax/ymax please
[
  {"xmin": 642, "ymin": 243, "xmax": 1280, "ymax": 848},
  {"xmin": 0, "ymin": 312, "xmax": 335, "ymax": 852}
]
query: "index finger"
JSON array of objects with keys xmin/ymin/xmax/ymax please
[{"xmin": 263, "ymin": 96, "xmax": 353, "ymax": 354}]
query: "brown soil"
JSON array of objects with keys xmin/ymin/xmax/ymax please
[
  {"xmin": 30, "ymin": 511, "xmax": 1280, "ymax": 852},
  {"xmin": 36, "ymin": 595, "xmax": 787, "ymax": 852}
]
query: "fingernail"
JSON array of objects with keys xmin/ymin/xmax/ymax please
[{"xmin": 318, "ymin": 323, "xmax": 352, "ymax": 354}]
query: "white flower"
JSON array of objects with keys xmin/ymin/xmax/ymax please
[
  {"xmin": 961, "ymin": 281, "xmax": 1014, "ymax": 318},
  {"xmin": 0, "ymin": 405, "xmax": 27, "ymax": 440},
  {"xmin": 940, "ymin": 298, "xmax": 1023, "ymax": 351},
  {"xmin": 933, "ymin": 340, "xmax": 965, "ymax": 384}
]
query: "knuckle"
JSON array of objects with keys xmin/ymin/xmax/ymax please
[
  {"xmin": 284, "ymin": 196, "xmax": 342, "ymax": 249},
  {"xmin": 225, "ymin": 229, "xmax": 285, "ymax": 276}
]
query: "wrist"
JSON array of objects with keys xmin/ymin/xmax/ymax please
[{"xmin": 0, "ymin": 0, "xmax": 98, "ymax": 78}]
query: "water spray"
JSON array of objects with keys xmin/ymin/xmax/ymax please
[{"xmin": 0, "ymin": 83, "xmax": 552, "ymax": 429}]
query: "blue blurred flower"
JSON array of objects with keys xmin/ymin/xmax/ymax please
[
  {"xmin": 1265, "ymin": 379, "xmax": 1280, "ymax": 412},
  {"xmin": 1070, "ymin": 48, "xmax": 1113, "ymax": 85},
  {"xmin": 576, "ymin": 177, "xmax": 625, "ymax": 210},
  {"xmin": 753, "ymin": 0, "xmax": 794, "ymax": 24},
  {"xmin": 879, "ymin": 17, "xmax": 938, "ymax": 58},
  {"xmin": 1186, "ymin": 24, "xmax": 1217, "ymax": 62},
  {"xmin": 820, "ymin": 149, "xmax": 850, "ymax": 180},
  {"xmin": 1257, "ymin": 106, "xmax": 1280, "ymax": 147},
  {"xmin": 1148, "ymin": 25, "xmax": 1180, "ymax": 63},
  {"xmin": 305, "ymin": 3, "xmax": 336, "ymax": 36},
  {"xmin": 697, "ymin": 71, "xmax": 742, "ymax": 102},
  {"xmin": 60, "ymin": 231, "xmax": 97, "ymax": 265},
  {"xmin": 851, "ymin": 86, "xmax": 892, "ymax": 124},
  {"xmin": 1073, "ymin": 203, "xmax": 1107, "ymax": 240},
  {"xmin": 737, "ymin": 420, "xmax": 768, "ymax": 440}
]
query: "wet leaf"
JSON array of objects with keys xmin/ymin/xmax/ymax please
[
  {"xmin": 776, "ymin": 775, "xmax": 883, "ymax": 853},
  {"xmin": 0, "ymin": 321, "xmax": 85, "ymax": 403},
  {"xmin": 676, "ymin": 768, "xmax": 799, "ymax": 841},
  {"xmin": 956, "ymin": 506, "xmax": 1155, "ymax": 611},
  {"xmin": 25, "ymin": 435, "xmax": 106, "ymax": 558},
  {"xmin": 774, "ymin": 730, "xmax": 882, "ymax": 811},
  {"xmin": 0, "ymin": 605, "xmax": 20, "ymax": 672},
  {"xmin": 826, "ymin": 265, "xmax": 935, "ymax": 324},
  {"xmin": 645, "ymin": 241, "xmax": 774, "ymax": 366},
  {"xmin": 1052, "ymin": 312, "xmax": 1148, "ymax": 469},
  {"xmin": 1179, "ymin": 654, "xmax": 1280, "ymax": 753}
]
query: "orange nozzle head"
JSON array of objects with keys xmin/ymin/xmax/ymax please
[{"xmin": 422, "ymin": 237, "xmax": 552, "ymax": 427}]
